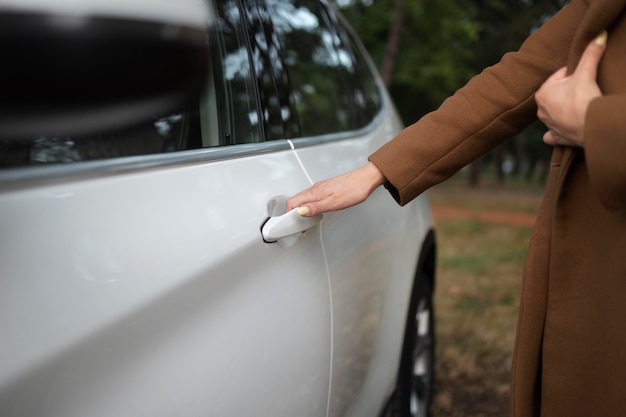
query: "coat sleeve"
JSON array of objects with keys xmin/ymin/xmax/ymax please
[
  {"xmin": 584, "ymin": 94, "xmax": 626, "ymax": 210},
  {"xmin": 368, "ymin": 0, "xmax": 589, "ymax": 205}
]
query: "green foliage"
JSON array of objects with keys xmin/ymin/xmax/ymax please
[{"xmin": 334, "ymin": 0, "xmax": 567, "ymax": 124}]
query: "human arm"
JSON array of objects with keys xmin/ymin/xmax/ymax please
[
  {"xmin": 287, "ymin": 0, "xmax": 588, "ymax": 214},
  {"xmin": 368, "ymin": 0, "xmax": 588, "ymax": 205}
]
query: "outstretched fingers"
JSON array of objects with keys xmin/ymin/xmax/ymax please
[{"xmin": 285, "ymin": 162, "xmax": 386, "ymax": 216}]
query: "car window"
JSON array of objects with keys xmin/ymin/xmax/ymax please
[
  {"xmin": 332, "ymin": 13, "xmax": 382, "ymax": 129},
  {"xmin": 0, "ymin": 0, "xmax": 259, "ymax": 169},
  {"xmin": 266, "ymin": 0, "xmax": 382, "ymax": 138},
  {"xmin": 0, "ymin": 111, "xmax": 200, "ymax": 168},
  {"xmin": 0, "ymin": 0, "xmax": 385, "ymax": 170},
  {"xmin": 209, "ymin": 0, "xmax": 261, "ymax": 146}
]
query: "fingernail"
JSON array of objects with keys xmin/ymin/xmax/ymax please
[
  {"xmin": 594, "ymin": 30, "xmax": 608, "ymax": 46},
  {"xmin": 297, "ymin": 206, "xmax": 310, "ymax": 216}
]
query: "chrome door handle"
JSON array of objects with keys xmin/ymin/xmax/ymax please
[{"xmin": 261, "ymin": 208, "xmax": 323, "ymax": 243}]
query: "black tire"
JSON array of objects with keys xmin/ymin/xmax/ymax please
[{"xmin": 387, "ymin": 274, "xmax": 435, "ymax": 417}]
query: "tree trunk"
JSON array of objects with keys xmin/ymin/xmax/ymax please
[{"xmin": 381, "ymin": 0, "xmax": 407, "ymax": 87}]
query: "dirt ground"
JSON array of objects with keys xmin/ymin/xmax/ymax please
[
  {"xmin": 427, "ymin": 180, "xmax": 544, "ymax": 417},
  {"xmin": 431, "ymin": 205, "xmax": 536, "ymax": 227}
]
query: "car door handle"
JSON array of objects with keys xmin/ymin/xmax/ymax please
[{"xmin": 261, "ymin": 208, "xmax": 323, "ymax": 243}]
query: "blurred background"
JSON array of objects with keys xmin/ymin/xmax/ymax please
[
  {"xmin": 427, "ymin": 176, "xmax": 543, "ymax": 417},
  {"xmin": 331, "ymin": 1, "xmax": 567, "ymax": 415},
  {"xmin": 333, "ymin": 0, "xmax": 568, "ymax": 187}
]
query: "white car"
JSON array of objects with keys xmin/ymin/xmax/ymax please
[{"xmin": 0, "ymin": 0, "xmax": 437, "ymax": 416}]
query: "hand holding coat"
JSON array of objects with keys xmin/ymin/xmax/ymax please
[{"xmin": 536, "ymin": 31, "xmax": 607, "ymax": 147}]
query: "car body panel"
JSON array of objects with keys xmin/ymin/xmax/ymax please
[
  {"xmin": 0, "ymin": 0, "xmax": 436, "ymax": 415},
  {"xmin": 0, "ymin": 149, "xmax": 332, "ymax": 417},
  {"xmin": 292, "ymin": 108, "xmax": 433, "ymax": 417},
  {"xmin": 0, "ymin": 0, "xmax": 211, "ymax": 29}
]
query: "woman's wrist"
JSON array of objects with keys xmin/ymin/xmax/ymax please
[{"xmin": 363, "ymin": 161, "xmax": 386, "ymax": 192}]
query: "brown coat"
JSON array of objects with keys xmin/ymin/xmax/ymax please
[{"xmin": 369, "ymin": 0, "xmax": 626, "ymax": 416}]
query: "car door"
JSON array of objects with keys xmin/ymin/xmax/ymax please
[
  {"xmin": 261, "ymin": 1, "xmax": 433, "ymax": 416},
  {"xmin": 0, "ymin": 1, "xmax": 332, "ymax": 416}
]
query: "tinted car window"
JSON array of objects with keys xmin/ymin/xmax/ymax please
[
  {"xmin": 333, "ymin": 17, "xmax": 382, "ymax": 129},
  {"xmin": 0, "ymin": 0, "xmax": 259, "ymax": 168},
  {"xmin": 0, "ymin": 111, "xmax": 201, "ymax": 168},
  {"xmin": 210, "ymin": 0, "xmax": 261, "ymax": 145},
  {"xmin": 0, "ymin": 0, "xmax": 384, "ymax": 169},
  {"xmin": 267, "ymin": 0, "xmax": 382, "ymax": 138}
]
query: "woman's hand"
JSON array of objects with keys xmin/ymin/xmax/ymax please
[
  {"xmin": 535, "ymin": 31, "xmax": 607, "ymax": 147},
  {"xmin": 286, "ymin": 161, "xmax": 386, "ymax": 216}
]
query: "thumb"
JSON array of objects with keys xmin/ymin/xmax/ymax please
[{"xmin": 573, "ymin": 30, "xmax": 607, "ymax": 80}]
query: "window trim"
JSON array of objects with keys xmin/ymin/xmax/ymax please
[
  {"xmin": 0, "ymin": 140, "xmax": 289, "ymax": 191},
  {"xmin": 0, "ymin": 104, "xmax": 388, "ymax": 191}
]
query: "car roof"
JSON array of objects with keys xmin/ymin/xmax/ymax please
[{"xmin": 0, "ymin": 0, "xmax": 211, "ymax": 29}]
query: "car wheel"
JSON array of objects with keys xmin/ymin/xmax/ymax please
[{"xmin": 387, "ymin": 274, "xmax": 435, "ymax": 417}]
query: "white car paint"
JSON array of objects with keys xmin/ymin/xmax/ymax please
[
  {"xmin": 0, "ymin": 149, "xmax": 333, "ymax": 417},
  {"xmin": 0, "ymin": 0, "xmax": 210, "ymax": 29},
  {"xmin": 292, "ymin": 105, "xmax": 433, "ymax": 417},
  {"xmin": 0, "ymin": 114, "xmax": 434, "ymax": 417},
  {"xmin": 0, "ymin": 0, "xmax": 436, "ymax": 415}
]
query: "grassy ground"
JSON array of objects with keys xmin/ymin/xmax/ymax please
[{"xmin": 427, "ymin": 177, "xmax": 544, "ymax": 417}]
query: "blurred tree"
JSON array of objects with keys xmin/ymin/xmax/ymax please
[
  {"xmin": 333, "ymin": 0, "xmax": 568, "ymax": 185},
  {"xmin": 380, "ymin": 0, "xmax": 407, "ymax": 87}
]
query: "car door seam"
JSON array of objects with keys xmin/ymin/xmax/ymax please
[
  {"xmin": 318, "ymin": 231, "xmax": 334, "ymax": 417},
  {"xmin": 288, "ymin": 139, "xmax": 334, "ymax": 417},
  {"xmin": 287, "ymin": 139, "xmax": 314, "ymax": 184}
]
